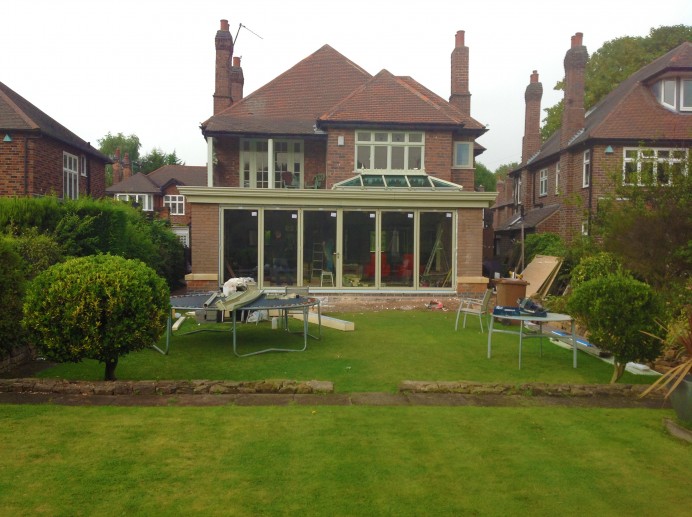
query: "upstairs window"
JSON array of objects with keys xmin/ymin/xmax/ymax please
[
  {"xmin": 582, "ymin": 149, "xmax": 591, "ymax": 188},
  {"xmin": 539, "ymin": 169, "xmax": 548, "ymax": 196},
  {"xmin": 355, "ymin": 131, "xmax": 424, "ymax": 173},
  {"xmin": 164, "ymin": 194, "xmax": 185, "ymax": 215},
  {"xmin": 623, "ymin": 147, "xmax": 688, "ymax": 186},
  {"xmin": 653, "ymin": 77, "xmax": 692, "ymax": 112},
  {"xmin": 513, "ymin": 175, "xmax": 522, "ymax": 207},
  {"xmin": 63, "ymin": 152, "xmax": 79, "ymax": 200},
  {"xmin": 453, "ymin": 141, "xmax": 472, "ymax": 168},
  {"xmin": 115, "ymin": 193, "xmax": 153, "ymax": 211},
  {"xmin": 555, "ymin": 162, "xmax": 560, "ymax": 195}
]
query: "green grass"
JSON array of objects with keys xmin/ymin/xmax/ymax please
[
  {"xmin": 0, "ymin": 404, "xmax": 688, "ymax": 516},
  {"xmin": 37, "ymin": 310, "xmax": 652, "ymax": 392}
]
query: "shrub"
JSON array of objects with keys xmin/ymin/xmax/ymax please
[
  {"xmin": 23, "ymin": 255, "xmax": 169, "ymax": 380},
  {"xmin": 9, "ymin": 229, "xmax": 63, "ymax": 279},
  {"xmin": 567, "ymin": 273, "xmax": 662, "ymax": 383},
  {"xmin": 523, "ymin": 232, "xmax": 567, "ymax": 263},
  {"xmin": 0, "ymin": 238, "xmax": 25, "ymax": 356},
  {"xmin": 570, "ymin": 252, "xmax": 623, "ymax": 289}
]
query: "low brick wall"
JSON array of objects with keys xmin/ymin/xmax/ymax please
[
  {"xmin": 0, "ymin": 378, "xmax": 333, "ymax": 396},
  {"xmin": 399, "ymin": 380, "xmax": 664, "ymax": 399}
]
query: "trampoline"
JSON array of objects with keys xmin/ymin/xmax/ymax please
[{"xmin": 161, "ymin": 291, "xmax": 322, "ymax": 357}]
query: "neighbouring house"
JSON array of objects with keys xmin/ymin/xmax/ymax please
[
  {"xmin": 106, "ymin": 162, "xmax": 206, "ymax": 246},
  {"xmin": 179, "ymin": 20, "xmax": 497, "ymax": 296},
  {"xmin": 0, "ymin": 81, "xmax": 110, "ymax": 198},
  {"xmin": 493, "ymin": 34, "xmax": 692, "ymax": 264}
]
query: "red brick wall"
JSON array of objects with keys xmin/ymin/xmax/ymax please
[
  {"xmin": 214, "ymin": 136, "xmax": 240, "ymax": 187},
  {"xmin": 305, "ymin": 138, "xmax": 328, "ymax": 187},
  {"xmin": 189, "ymin": 203, "xmax": 219, "ymax": 275},
  {"xmin": 161, "ymin": 183, "xmax": 192, "ymax": 226},
  {"xmin": 0, "ymin": 134, "xmax": 106, "ymax": 198},
  {"xmin": 457, "ymin": 207, "xmax": 483, "ymax": 277}
]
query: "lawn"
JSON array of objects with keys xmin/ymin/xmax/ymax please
[
  {"xmin": 1, "ymin": 404, "xmax": 689, "ymax": 516},
  {"xmin": 37, "ymin": 310, "xmax": 653, "ymax": 392}
]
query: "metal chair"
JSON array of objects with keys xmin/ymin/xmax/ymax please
[
  {"xmin": 454, "ymin": 289, "xmax": 493, "ymax": 332},
  {"xmin": 307, "ymin": 173, "xmax": 325, "ymax": 189}
]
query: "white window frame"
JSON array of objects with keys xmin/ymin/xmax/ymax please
[
  {"xmin": 240, "ymin": 139, "xmax": 304, "ymax": 188},
  {"xmin": 80, "ymin": 155, "xmax": 87, "ymax": 177},
  {"xmin": 164, "ymin": 194, "xmax": 185, "ymax": 215},
  {"xmin": 623, "ymin": 147, "xmax": 688, "ymax": 186},
  {"xmin": 555, "ymin": 162, "xmax": 560, "ymax": 195},
  {"xmin": 661, "ymin": 79, "xmax": 677, "ymax": 109},
  {"xmin": 539, "ymin": 168, "xmax": 548, "ymax": 196},
  {"xmin": 681, "ymin": 79, "xmax": 692, "ymax": 112},
  {"xmin": 513, "ymin": 175, "xmax": 522, "ymax": 207},
  {"xmin": 355, "ymin": 131, "xmax": 425, "ymax": 173},
  {"xmin": 115, "ymin": 193, "xmax": 153, "ymax": 211},
  {"xmin": 453, "ymin": 141, "xmax": 473, "ymax": 169},
  {"xmin": 582, "ymin": 149, "xmax": 591, "ymax": 188},
  {"xmin": 63, "ymin": 152, "xmax": 79, "ymax": 200}
]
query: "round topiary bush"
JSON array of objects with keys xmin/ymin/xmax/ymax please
[
  {"xmin": 23, "ymin": 254, "xmax": 169, "ymax": 380},
  {"xmin": 567, "ymin": 273, "xmax": 662, "ymax": 383}
]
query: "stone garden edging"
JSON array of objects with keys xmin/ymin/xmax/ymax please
[{"xmin": 0, "ymin": 378, "xmax": 666, "ymax": 399}]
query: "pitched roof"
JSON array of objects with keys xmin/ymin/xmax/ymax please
[
  {"xmin": 202, "ymin": 45, "xmax": 372, "ymax": 135},
  {"xmin": 528, "ymin": 41, "xmax": 692, "ymax": 167},
  {"xmin": 319, "ymin": 70, "xmax": 486, "ymax": 131},
  {"xmin": 106, "ymin": 165, "xmax": 206, "ymax": 194},
  {"xmin": 202, "ymin": 44, "xmax": 486, "ymax": 136},
  {"xmin": 494, "ymin": 203, "xmax": 561, "ymax": 232},
  {"xmin": 0, "ymin": 81, "xmax": 110, "ymax": 162}
]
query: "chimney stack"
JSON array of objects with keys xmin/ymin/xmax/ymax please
[
  {"xmin": 522, "ymin": 70, "xmax": 543, "ymax": 163},
  {"xmin": 561, "ymin": 32, "xmax": 588, "ymax": 147},
  {"xmin": 230, "ymin": 56, "xmax": 244, "ymax": 102},
  {"xmin": 122, "ymin": 152, "xmax": 132, "ymax": 181},
  {"xmin": 450, "ymin": 30, "xmax": 471, "ymax": 116},
  {"xmin": 214, "ymin": 19, "xmax": 234, "ymax": 114},
  {"xmin": 113, "ymin": 148, "xmax": 122, "ymax": 184}
]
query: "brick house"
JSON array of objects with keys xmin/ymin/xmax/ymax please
[
  {"xmin": 0, "ymin": 81, "xmax": 109, "ymax": 198},
  {"xmin": 180, "ymin": 20, "xmax": 497, "ymax": 295},
  {"xmin": 493, "ymin": 34, "xmax": 692, "ymax": 263},
  {"xmin": 106, "ymin": 162, "xmax": 206, "ymax": 246}
]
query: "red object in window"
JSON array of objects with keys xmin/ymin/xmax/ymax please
[
  {"xmin": 398, "ymin": 253, "xmax": 413, "ymax": 280},
  {"xmin": 364, "ymin": 252, "xmax": 390, "ymax": 278}
]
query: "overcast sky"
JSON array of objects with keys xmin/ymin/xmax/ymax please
[{"xmin": 3, "ymin": 0, "xmax": 690, "ymax": 171}]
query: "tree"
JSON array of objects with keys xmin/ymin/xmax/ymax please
[
  {"xmin": 98, "ymin": 132, "xmax": 142, "ymax": 186},
  {"xmin": 139, "ymin": 148, "xmax": 183, "ymax": 174},
  {"xmin": 567, "ymin": 273, "xmax": 662, "ymax": 383},
  {"xmin": 474, "ymin": 162, "xmax": 496, "ymax": 191},
  {"xmin": 591, "ymin": 155, "xmax": 691, "ymax": 314},
  {"xmin": 541, "ymin": 25, "xmax": 692, "ymax": 140},
  {"xmin": 23, "ymin": 255, "xmax": 169, "ymax": 380},
  {"xmin": 0, "ymin": 238, "xmax": 25, "ymax": 356},
  {"xmin": 494, "ymin": 162, "xmax": 520, "ymax": 180}
]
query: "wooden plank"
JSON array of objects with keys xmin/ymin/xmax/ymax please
[
  {"xmin": 292, "ymin": 313, "xmax": 355, "ymax": 331},
  {"xmin": 521, "ymin": 255, "xmax": 561, "ymax": 297}
]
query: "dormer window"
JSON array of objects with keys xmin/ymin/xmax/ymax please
[{"xmin": 652, "ymin": 77, "xmax": 692, "ymax": 112}]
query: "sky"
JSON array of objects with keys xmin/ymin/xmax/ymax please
[{"xmin": 3, "ymin": 0, "xmax": 691, "ymax": 171}]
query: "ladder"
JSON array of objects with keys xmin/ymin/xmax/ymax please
[{"xmin": 423, "ymin": 224, "xmax": 448, "ymax": 276}]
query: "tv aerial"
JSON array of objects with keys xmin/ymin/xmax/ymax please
[{"xmin": 234, "ymin": 23, "xmax": 263, "ymax": 44}]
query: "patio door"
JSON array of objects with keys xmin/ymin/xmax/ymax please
[{"xmin": 303, "ymin": 210, "xmax": 337, "ymax": 288}]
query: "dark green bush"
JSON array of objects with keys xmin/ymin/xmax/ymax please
[
  {"xmin": 23, "ymin": 254, "xmax": 169, "ymax": 380},
  {"xmin": 0, "ymin": 238, "xmax": 25, "ymax": 356},
  {"xmin": 9, "ymin": 229, "xmax": 63, "ymax": 279},
  {"xmin": 567, "ymin": 273, "xmax": 662, "ymax": 383},
  {"xmin": 523, "ymin": 232, "xmax": 567, "ymax": 263}
]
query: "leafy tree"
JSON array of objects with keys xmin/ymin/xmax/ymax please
[
  {"xmin": 139, "ymin": 148, "xmax": 183, "ymax": 174},
  {"xmin": 541, "ymin": 25, "xmax": 692, "ymax": 140},
  {"xmin": 23, "ymin": 255, "xmax": 169, "ymax": 380},
  {"xmin": 494, "ymin": 162, "xmax": 520, "ymax": 180},
  {"xmin": 523, "ymin": 232, "xmax": 566, "ymax": 263},
  {"xmin": 474, "ymin": 162, "xmax": 496, "ymax": 191},
  {"xmin": 98, "ymin": 132, "xmax": 142, "ymax": 186},
  {"xmin": 591, "ymin": 155, "xmax": 691, "ymax": 315},
  {"xmin": 567, "ymin": 273, "xmax": 662, "ymax": 383}
]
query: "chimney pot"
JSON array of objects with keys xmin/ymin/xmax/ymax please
[
  {"xmin": 531, "ymin": 70, "xmax": 539, "ymax": 83},
  {"xmin": 455, "ymin": 30, "xmax": 465, "ymax": 48},
  {"xmin": 233, "ymin": 56, "xmax": 241, "ymax": 67},
  {"xmin": 220, "ymin": 19, "xmax": 229, "ymax": 32},
  {"xmin": 573, "ymin": 32, "xmax": 583, "ymax": 47}
]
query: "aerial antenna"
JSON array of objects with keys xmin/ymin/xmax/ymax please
[{"xmin": 234, "ymin": 23, "xmax": 263, "ymax": 44}]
